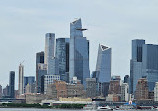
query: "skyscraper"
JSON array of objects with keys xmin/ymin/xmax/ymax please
[
  {"xmin": 96, "ymin": 44, "xmax": 112, "ymax": 83},
  {"xmin": 36, "ymin": 51, "xmax": 47, "ymax": 93},
  {"xmin": 142, "ymin": 44, "xmax": 158, "ymax": 91},
  {"xmin": 56, "ymin": 38, "xmax": 70, "ymax": 82},
  {"xmin": 69, "ymin": 18, "xmax": 90, "ymax": 88},
  {"xmin": 18, "ymin": 64, "xmax": 24, "ymax": 95},
  {"xmin": 44, "ymin": 33, "xmax": 55, "ymax": 74},
  {"xmin": 130, "ymin": 39, "xmax": 145, "ymax": 94},
  {"xmin": 9, "ymin": 71, "xmax": 15, "ymax": 98}
]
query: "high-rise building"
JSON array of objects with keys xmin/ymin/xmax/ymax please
[
  {"xmin": 135, "ymin": 78, "xmax": 149, "ymax": 100},
  {"xmin": 69, "ymin": 18, "xmax": 90, "ymax": 88},
  {"xmin": 130, "ymin": 39, "xmax": 145, "ymax": 94},
  {"xmin": 56, "ymin": 38, "xmax": 70, "ymax": 82},
  {"xmin": 24, "ymin": 76, "xmax": 35, "ymax": 93},
  {"xmin": 142, "ymin": 44, "xmax": 158, "ymax": 91},
  {"xmin": 36, "ymin": 51, "xmax": 46, "ymax": 93},
  {"xmin": 3, "ymin": 85, "xmax": 9, "ymax": 97},
  {"xmin": 109, "ymin": 79, "xmax": 121, "ymax": 94},
  {"xmin": 44, "ymin": 33, "xmax": 55, "ymax": 72},
  {"xmin": 18, "ymin": 64, "xmax": 24, "ymax": 95},
  {"xmin": 36, "ymin": 63, "xmax": 47, "ymax": 93},
  {"xmin": 96, "ymin": 44, "xmax": 112, "ymax": 83},
  {"xmin": 9, "ymin": 71, "xmax": 15, "ymax": 98}
]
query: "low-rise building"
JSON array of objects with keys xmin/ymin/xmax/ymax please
[
  {"xmin": 121, "ymin": 83, "xmax": 129, "ymax": 102},
  {"xmin": 154, "ymin": 82, "xmax": 158, "ymax": 101}
]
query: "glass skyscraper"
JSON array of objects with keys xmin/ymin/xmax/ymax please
[
  {"xmin": 96, "ymin": 44, "xmax": 112, "ymax": 83},
  {"xmin": 9, "ymin": 71, "xmax": 15, "ymax": 98},
  {"xmin": 56, "ymin": 38, "xmax": 70, "ymax": 82},
  {"xmin": 130, "ymin": 39, "xmax": 145, "ymax": 94},
  {"xmin": 24, "ymin": 76, "xmax": 35, "ymax": 93},
  {"xmin": 69, "ymin": 18, "xmax": 90, "ymax": 88},
  {"xmin": 142, "ymin": 44, "xmax": 158, "ymax": 91}
]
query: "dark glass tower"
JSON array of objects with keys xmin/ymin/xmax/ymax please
[
  {"xmin": 9, "ymin": 71, "xmax": 15, "ymax": 98},
  {"xmin": 56, "ymin": 38, "xmax": 69, "ymax": 82}
]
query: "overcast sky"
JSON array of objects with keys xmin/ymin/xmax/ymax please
[{"xmin": 0, "ymin": 0, "xmax": 158, "ymax": 89}]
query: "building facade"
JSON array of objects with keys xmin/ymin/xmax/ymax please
[
  {"xmin": 69, "ymin": 18, "xmax": 90, "ymax": 88},
  {"xmin": 56, "ymin": 38, "xmax": 70, "ymax": 82},
  {"xmin": 24, "ymin": 76, "xmax": 35, "ymax": 93},
  {"xmin": 130, "ymin": 39, "xmax": 145, "ymax": 94},
  {"xmin": 135, "ymin": 78, "xmax": 149, "ymax": 100},
  {"xmin": 96, "ymin": 44, "xmax": 112, "ymax": 83},
  {"xmin": 86, "ymin": 78, "xmax": 96, "ymax": 98},
  {"xmin": 41, "ymin": 75, "xmax": 60, "ymax": 94},
  {"xmin": 9, "ymin": 71, "xmax": 15, "ymax": 98},
  {"xmin": 154, "ymin": 82, "xmax": 158, "ymax": 101},
  {"xmin": 18, "ymin": 64, "xmax": 24, "ymax": 95},
  {"xmin": 142, "ymin": 44, "xmax": 158, "ymax": 91},
  {"xmin": 121, "ymin": 83, "xmax": 129, "ymax": 102}
]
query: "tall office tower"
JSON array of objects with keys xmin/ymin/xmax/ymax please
[
  {"xmin": 44, "ymin": 33, "xmax": 55, "ymax": 68},
  {"xmin": 142, "ymin": 44, "xmax": 158, "ymax": 91},
  {"xmin": 0, "ymin": 85, "xmax": 2, "ymax": 98},
  {"xmin": 36, "ymin": 51, "xmax": 46, "ymax": 93},
  {"xmin": 130, "ymin": 39, "xmax": 145, "ymax": 94},
  {"xmin": 56, "ymin": 38, "xmax": 70, "ymax": 82},
  {"xmin": 9, "ymin": 71, "xmax": 15, "ymax": 98},
  {"xmin": 24, "ymin": 76, "xmax": 35, "ymax": 93},
  {"xmin": 69, "ymin": 18, "xmax": 90, "ymax": 88},
  {"xmin": 96, "ymin": 44, "xmax": 112, "ymax": 83},
  {"xmin": 18, "ymin": 64, "xmax": 24, "ymax": 95}
]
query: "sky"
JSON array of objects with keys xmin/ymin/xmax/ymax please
[{"xmin": 0, "ymin": 0, "xmax": 158, "ymax": 89}]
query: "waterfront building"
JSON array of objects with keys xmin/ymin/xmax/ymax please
[
  {"xmin": 41, "ymin": 74, "xmax": 60, "ymax": 94},
  {"xmin": 24, "ymin": 76, "xmax": 35, "ymax": 93},
  {"xmin": 9, "ymin": 71, "xmax": 15, "ymax": 98},
  {"xmin": 135, "ymin": 78, "xmax": 149, "ymax": 100},
  {"xmin": 36, "ymin": 63, "xmax": 47, "ymax": 93},
  {"xmin": 86, "ymin": 78, "xmax": 96, "ymax": 98},
  {"xmin": 46, "ymin": 80, "xmax": 85, "ymax": 99},
  {"xmin": 56, "ymin": 38, "xmax": 70, "ymax": 82},
  {"xmin": 130, "ymin": 39, "xmax": 145, "ymax": 94},
  {"xmin": 44, "ymin": 33, "xmax": 55, "ymax": 72},
  {"xmin": 142, "ymin": 44, "xmax": 158, "ymax": 91},
  {"xmin": 18, "ymin": 64, "xmax": 24, "ymax": 95},
  {"xmin": 121, "ymin": 83, "xmax": 129, "ymax": 102},
  {"xmin": 154, "ymin": 82, "xmax": 158, "ymax": 101},
  {"xmin": 106, "ymin": 94, "xmax": 120, "ymax": 102},
  {"xmin": 69, "ymin": 18, "xmax": 90, "ymax": 88},
  {"xmin": 96, "ymin": 44, "xmax": 112, "ymax": 83}
]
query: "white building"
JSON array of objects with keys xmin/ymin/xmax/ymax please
[
  {"xmin": 18, "ymin": 64, "xmax": 24, "ymax": 95},
  {"xmin": 121, "ymin": 83, "xmax": 129, "ymax": 102},
  {"xmin": 154, "ymin": 82, "xmax": 158, "ymax": 101},
  {"xmin": 42, "ymin": 75, "xmax": 60, "ymax": 94}
]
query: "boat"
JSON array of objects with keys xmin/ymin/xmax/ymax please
[{"xmin": 97, "ymin": 105, "xmax": 113, "ymax": 111}]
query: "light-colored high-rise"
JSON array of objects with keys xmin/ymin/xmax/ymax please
[
  {"xmin": 69, "ymin": 18, "xmax": 90, "ymax": 88},
  {"xmin": 18, "ymin": 64, "xmax": 24, "ymax": 95},
  {"xmin": 44, "ymin": 33, "xmax": 55, "ymax": 73},
  {"xmin": 96, "ymin": 44, "xmax": 111, "ymax": 83}
]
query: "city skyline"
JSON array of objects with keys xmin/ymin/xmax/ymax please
[{"xmin": 1, "ymin": 0, "xmax": 158, "ymax": 89}]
